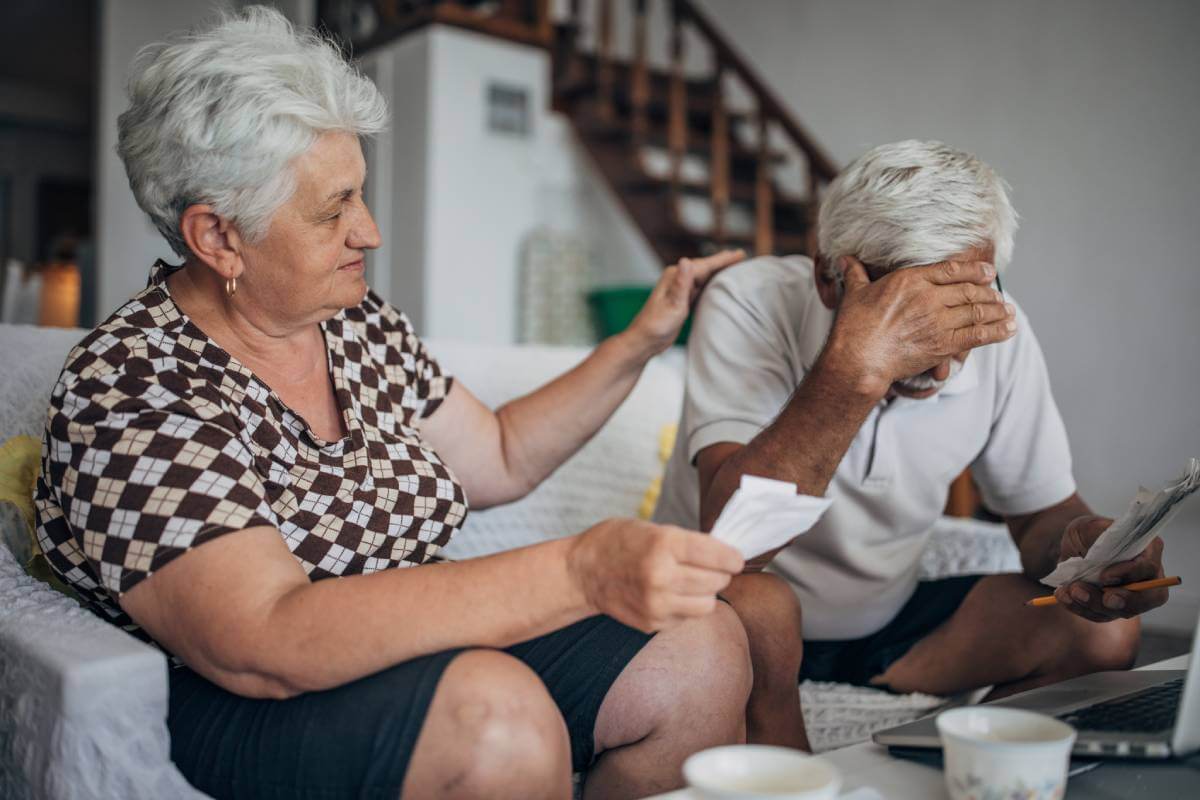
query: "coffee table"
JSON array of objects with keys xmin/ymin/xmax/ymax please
[{"xmin": 643, "ymin": 654, "xmax": 1197, "ymax": 799}]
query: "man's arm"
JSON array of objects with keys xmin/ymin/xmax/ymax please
[
  {"xmin": 696, "ymin": 257, "xmax": 1014, "ymax": 570},
  {"xmin": 1006, "ymin": 492, "xmax": 1094, "ymax": 579}
]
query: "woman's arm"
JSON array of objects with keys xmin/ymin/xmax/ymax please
[
  {"xmin": 418, "ymin": 251, "xmax": 743, "ymax": 508},
  {"xmin": 119, "ymin": 518, "xmax": 742, "ymax": 699}
]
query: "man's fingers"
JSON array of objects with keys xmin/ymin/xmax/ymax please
[
  {"xmin": 943, "ymin": 299, "xmax": 1014, "ymax": 330},
  {"xmin": 948, "ymin": 317, "xmax": 1017, "ymax": 351},
  {"xmin": 935, "ymin": 281, "xmax": 1004, "ymax": 308},
  {"xmin": 919, "ymin": 259, "xmax": 996, "ymax": 286},
  {"xmin": 671, "ymin": 528, "xmax": 745, "ymax": 574},
  {"xmin": 1098, "ymin": 556, "xmax": 1161, "ymax": 587}
]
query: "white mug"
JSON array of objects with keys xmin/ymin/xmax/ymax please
[
  {"xmin": 682, "ymin": 744, "xmax": 842, "ymax": 800},
  {"xmin": 937, "ymin": 706, "xmax": 1077, "ymax": 800}
]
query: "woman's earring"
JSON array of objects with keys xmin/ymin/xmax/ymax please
[{"xmin": 225, "ymin": 276, "xmax": 237, "ymax": 296}]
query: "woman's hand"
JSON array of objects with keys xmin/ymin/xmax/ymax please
[
  {"xmin": 566, "ymin": 519, "xmax": 744, "ymax": 632},
  {"xmin": 624, "ymin": 249, "xmax": 746, "ymax": 358}
]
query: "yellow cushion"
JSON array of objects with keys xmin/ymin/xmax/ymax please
[
  {"xmin": 638, "ymin": 424, "xmax": 678, "ymax": 520},
  {"xmin": 0, "ymin": 435, "xmax": 78, "ymax": 598}
]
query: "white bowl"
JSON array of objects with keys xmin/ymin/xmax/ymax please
[
  {"xmin": 936, "ymin": 707, "xmax": 1077, "ymax": 800},
  {"xmin": 682, "ymin": 745, "xmax": 842, "ymax": 800}
]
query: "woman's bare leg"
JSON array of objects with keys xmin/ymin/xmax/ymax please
[
  {"xmin": 583, "ymin": 602, "xmax": 753, "ymax": 799},
  {"xmin": 401, "ymin": 649, "xmax": 573, "ymax": 800}
]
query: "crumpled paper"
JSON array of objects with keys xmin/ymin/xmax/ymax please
[
  {"xmin": 711, "ymin": 474, "xmax": 833, "ymax": 559},
  {"xmin": 1042, "ymin": 458, "xmax": 1200, "ymax": 587}
]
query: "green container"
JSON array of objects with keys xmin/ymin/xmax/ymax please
[{"xmin": 586, "ymin": 286, "xmax": 692, "ymax": 345}]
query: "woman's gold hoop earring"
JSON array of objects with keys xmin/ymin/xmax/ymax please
[{"xmin": 225, "ymin": 276, "xmax": 237, "ymax": 296}]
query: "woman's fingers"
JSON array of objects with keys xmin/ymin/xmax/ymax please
[
  {"xmin": 685, "ymin": 249, "xmax": 745, "ymax": 285},
  {"xmin": 673, "ymin": 564, "xmax": 735, "ymax": 596},
  {"xmin": 670, "ymin": 528, "xmax": 745, "ymax": 574}
]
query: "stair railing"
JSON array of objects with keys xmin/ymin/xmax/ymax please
[{"xmin": 568, "ymin": 0, "xmax": 839, "ymax": 256}]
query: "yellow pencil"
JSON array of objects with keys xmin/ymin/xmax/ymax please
[{"xmin": 1027, "ymin": 576, "xmax": 1182, "ymax": 607}]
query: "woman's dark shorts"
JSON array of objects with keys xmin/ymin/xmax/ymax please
[
  {"xmin": 167, "ymin": 614, "xmax": 653, "ymax": 799},
  {"xmin": 799, "ymin": 575, "xmax": 984, "ymax": 688}
]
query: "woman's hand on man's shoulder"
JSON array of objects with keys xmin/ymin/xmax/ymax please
[{"xmin": 623, "ymin": 249, "xmax": 747, "ymax": 359}]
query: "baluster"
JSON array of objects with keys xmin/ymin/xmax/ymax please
[
  {"xmin": 630, "ymin": 0, "xmax": 650, "ymax": 144},
  {"xmin": 755, "ymin": 110, "xmax": 774, "ymax": 255},
  {"xmin": 710, "ymin": 65, "xmax": 729, "ymax": 243},
  {"xmin": 668, "ymin": 0, "xmax": 687, "ymax": 198},
  {"xmin": 533, "ymin": 0, "xmax": 552, "ymax": 43},
  {"xmin": 597, "ymin": 0, "xmax": 615, "ymax": 121}
]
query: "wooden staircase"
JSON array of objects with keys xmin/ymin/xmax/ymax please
[
  {"xmin": 319, "ymin": 0, "xmax": 839, "ymax": 267},
  {"xmin": 550, "ymin": 0, "xmax": 839, "ymax": 266}
]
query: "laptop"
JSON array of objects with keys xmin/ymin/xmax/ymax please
[{"xmin": 873, "ymin": 605, "xmax": 1200, "ymax": 759}]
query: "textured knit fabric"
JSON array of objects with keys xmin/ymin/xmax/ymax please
[{"xmin": 34, "ymin": 261, "xmax": 466, "ymax": 654}]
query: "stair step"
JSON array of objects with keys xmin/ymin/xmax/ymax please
[
  {"xmin": 671, "ymin": 226, "xmax": 810, "ymax": 256},
  {"xmin": 573, "ymin": 108, "xmax": 788, "ymax": 174},
  {"xmin": 631, "ymin": 173, "xmax": 810, "ymax": 218}
]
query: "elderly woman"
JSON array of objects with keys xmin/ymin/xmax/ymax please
[{"xmin": 34, "ymin": 8, "xmax": 753, "ymax": 800}]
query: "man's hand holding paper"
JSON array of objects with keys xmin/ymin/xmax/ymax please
[{"xmin": 1043, "ymin": 458, "xmax": 1199, "ymax": 622}]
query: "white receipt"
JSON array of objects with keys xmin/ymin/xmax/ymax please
[
  {"xmin": 710, "ymin": 474, "xmax": 833, "ymax": 560},
  {"xmin": 1042, "ymin": 458, "xmax": 1200, "ymax": 588}
]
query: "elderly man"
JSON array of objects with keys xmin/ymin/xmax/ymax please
[{"xmin": 654, "ymin": 140, "xmax": 1168, "ymax": 749}]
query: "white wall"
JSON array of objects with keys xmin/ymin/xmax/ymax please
[
  {"xmin": 696, "ymin": 0, "xmax": 1200, "ymax": 632},
  {"xmin": 363, "ymin": 25, "xmax": 660, "ymax": 342},
  {"xmin": 94, "ymin": 0, "xmax": 314, "ymax": 321}
]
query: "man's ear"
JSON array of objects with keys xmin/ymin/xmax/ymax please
[
  {"xmin": 179, "ymin": 204, "xmax": 243, "ymax": 281},
  {"xmin": 813, "ymin": 253, "xmax": 840, "ymax": 310}
]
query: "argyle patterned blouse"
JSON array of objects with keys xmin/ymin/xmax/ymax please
[{"xmin": 34, "ymin": 261, "xmax": 468, "ymax": 652}]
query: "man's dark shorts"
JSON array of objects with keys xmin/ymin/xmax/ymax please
[{"xmin": 800, "ymin": 575, "xmax": 985, "ymax": 688}]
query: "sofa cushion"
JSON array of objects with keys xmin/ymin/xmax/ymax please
[{"xmin": 427, "ymin": 341, "xmax": 685, "ymax": 560}]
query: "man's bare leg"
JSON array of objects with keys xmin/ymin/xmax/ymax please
[
  {"xmin": 721, "ymin": 573, "xmax": 810, "ymax": 750},
  {"xmin": 870, "ymin": 574, "xmax": 1141, "ymax": 699},
  {"xmin": 583, "ymin": 603, "xmax": 753, "ymax": 799}
]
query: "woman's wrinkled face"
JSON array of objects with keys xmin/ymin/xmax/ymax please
[{"xmin": 238, "ymin": 131, "xmax": 381, "ymax": 325}]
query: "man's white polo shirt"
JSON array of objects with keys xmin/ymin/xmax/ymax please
[{"xmin": 653, "ymin": 255, "xmax": 1076, "ymax": 640}]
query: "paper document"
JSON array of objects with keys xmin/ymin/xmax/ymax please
[
  {"xmin": 1042, "ymin": 458, "xmax": 1200, "ymax": 588},
  {"xmin": 710, "ymin": 474, "xmax": 832, "ymax": 560}
]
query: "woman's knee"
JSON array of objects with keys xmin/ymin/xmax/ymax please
[
  {"xmin": 404, "ymin": 649, "xmax": 571, "ymax": 799},
  {"xmin": 671, "ymin": 602, "xmax": 754, "ymax": 708}
]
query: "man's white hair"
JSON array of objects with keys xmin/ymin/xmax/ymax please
[
  {"xmin": 117, "ymin": 5, "xmax": 387, "ymax": 256},
  {"xmin": 817, "ymin": 140, "xmax": 1017, "ymax": 274}
]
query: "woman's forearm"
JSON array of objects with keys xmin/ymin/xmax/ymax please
[
  {"xmin": 253, "ymin": 536, "xmax": 593, "ymax": 695},
  {"xmin": 490, "ymin": 331, "xmax": 652, "ymax": 497}
]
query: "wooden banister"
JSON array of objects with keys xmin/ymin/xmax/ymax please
[
  {"xmin": 710, "ymin": 66, "xmax": 729, "ymax": 243},
  {"xmin": 668, "ymin": 1, "xmax": 687, "ymax": 196},
  {"xmin": 596, "ymin": 0, "xmax": 615, "ymax": 121},
  {"xmin": 630, "ymin": 0, "xmax": 650, "ymax": 143},
  {"xmin": 755, "ymin": 111, "xmax": 773, "ymax": 254},
  {"xmin": 675, "ymin": 0, "xmax": 838, "ymax": 184}
]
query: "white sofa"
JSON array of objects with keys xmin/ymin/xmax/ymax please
[{"xmin": 0, "ymin": 323, "xmax": 1021, "ymax": 798}]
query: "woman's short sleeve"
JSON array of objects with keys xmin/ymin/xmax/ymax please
[
  {"xmin": 36, "ymin": 392, "xmax": 277, "ymax": 598},
  {"xmin": 368, "ymin": 296, "xmax": 453, "ymax": 421}
]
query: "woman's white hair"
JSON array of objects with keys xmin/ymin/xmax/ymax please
[
  {"xmin": 117, "ymin": 5, "xmax": 387, "ymax": 256},
  {"xmin": 817, "ymin": 140, "xmax": 1017, "ymax": 275}
]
